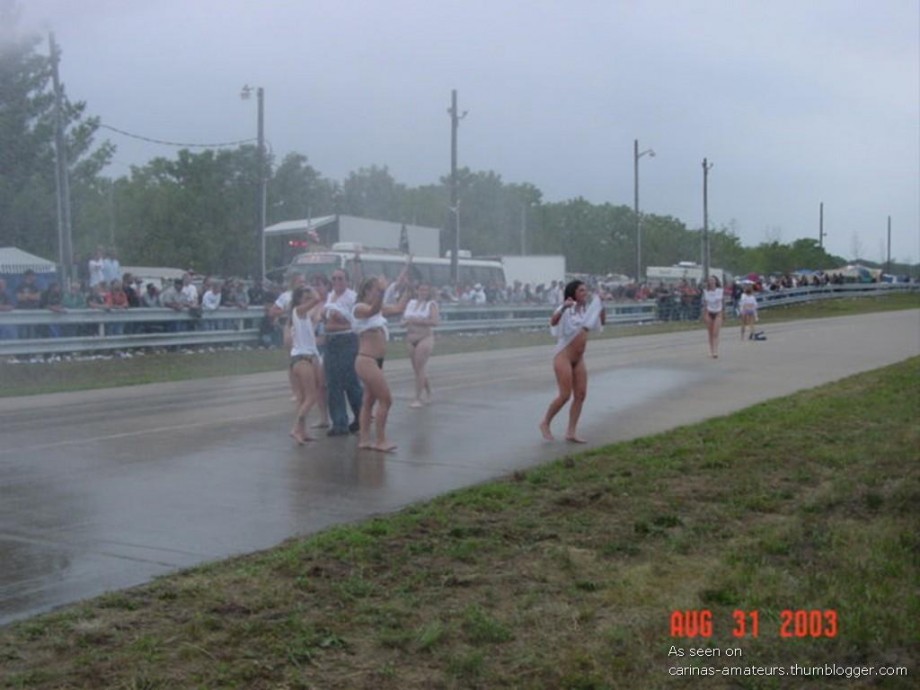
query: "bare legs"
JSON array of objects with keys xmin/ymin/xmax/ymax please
[
  {"xmin": 740, "ymin": 313, "xmax": 753, "ymax": 341},
  {"xmin": 289, "ymin": 361, "xmax": 317, "ymax": 444},
  {"xmin": 540, "ymin": 353, "xmax": 588, "ymax": 443},
  {"xmin": 355, "ymin": 356, "xmax": 397, "ymax": 452},
  {"xmin": 705, "ymin": 312, "xmax": 723, "ymax": 357},
  {"xmin": 408, "ymin": 335, "xmax": 434, "ymax": 407}
]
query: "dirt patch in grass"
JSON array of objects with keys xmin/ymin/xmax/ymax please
[{"xmin": 1, "ymin": 358, "xmax": 917, "ymax": 688}]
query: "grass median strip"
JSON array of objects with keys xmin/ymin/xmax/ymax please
[{"xmin": 1, "ymin": 357, "xmax": 917, "ymax": 689}]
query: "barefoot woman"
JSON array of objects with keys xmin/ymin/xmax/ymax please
[
  {"xmin": 539, "ymin": 279, "xmax": 606, "ymax": 443},
  {"xmin": 353, "ymin": 273, "xmax": 409, "ymax": 452},
  {"xmin": 701, "ymin": 275, "xmax": 724, "ymax": 358},
  {"xmin": 402, "ymin": 281, "xmax": 439, "ymax": 407},
  {"xmin": 288, "ymin": 285, "xmax": 323, "ymax": 444}
]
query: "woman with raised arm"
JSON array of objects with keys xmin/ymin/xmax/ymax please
[
  {"xmin": 402, "ymin": 281, "xmax": 440, "ymax": 407},
  {"xmin": 539, "ymin": 279, "xmax": 606, "ymax": 444},
  {"xmin": 352, "ymin": 267, "xmax": 410, "ymax": 452},
  {"xmin": 701, "ymin": 275, "xmax": 724, "ymax": 358},
  {"xmin": 287, "ymin": 285, "xmax": 323, "ymax": 444}
]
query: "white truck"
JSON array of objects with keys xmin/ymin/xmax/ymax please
[
  {"xmin": 646, "ymin": 262, "xmax": 728, "ymax": 286},
  {"xmin": 498, "ymin": 254, "xmax": 567, "ymax": 289}
]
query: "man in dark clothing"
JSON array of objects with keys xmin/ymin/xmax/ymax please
[
  {"xmin": 15, "ymin": 270, "xmax": 42, "ymax": 338},
  {"xmin": 0, "ymin": 278, "xmax": 15, "ymax": 339},
  {"xmin": 40, "ymin": 281, "xmax": 66, "ymax": 337}
]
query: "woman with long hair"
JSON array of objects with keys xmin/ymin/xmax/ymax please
[
  {"xmin": 287, "ymin": 285, "xmax": 323, "ymax": 444},
  {"xmin": 352, "ymin": 271, "xmax": 410, "ymax": 452},
  {"xmin": 402, "ymin": 281, "xmax": 440, "ymax": 407},
  {"xmin": 701, "ymin": 275, "xmax": 724, "ymax": 358},
  {"xmin": 539, "ymin": 279, "xmax": 606, "ymax": 443}
]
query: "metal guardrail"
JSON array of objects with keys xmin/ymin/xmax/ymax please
[
  {"xmin": 0, "ymin": 283, "xmax": 914, "ymax": 358},
  {"xmin": 0, "ymin": 302, "xmax": 659, "ymax": 357},
  {"xmin": 752, "ymin": 282, "xmax": 916, "ymax": 309},
  {"xmin": 0, "ymin": 308, "xmax": 265, "ymax": 357}
]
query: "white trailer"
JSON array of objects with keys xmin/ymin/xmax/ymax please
[
  {"xmin": 646, "ymin": 262, "xmax": 728, "ymax": 286},
  {"xmin": 336, "ymin": 216, "xmax": 440, "ymax": 257},
  {"xmin": 264, "ymin": 214, "xmax": 441, "ymax": 259},
  {"xmin": 499, "ymin": 254, "xmax": 567, "ymax": 288}
]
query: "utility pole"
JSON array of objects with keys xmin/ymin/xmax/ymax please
[
  {"xmin": 702, "ymin": 158, "xmax": 714, "ymax": 282},
  {"xmin": 49, "ymin": 33, "xmax": 73, "ymax": 285},
  {"xmin": 448, "ymin": 90, "xmax": 466, "ymax": 286},
  {"xmin": 819, "ymin": 202, "xmax": 826, "ymax": 249},
  {"xmin": 520, "ymin": 204, "xmax": 527, "ymax": 255},
  {"xmin": 633, "ymin": 139, "xmax": 654, "ymax": 282},
  {"xmin": 886, "ymin": 215, "xmax": 891, "ymax": 275},
  {"xmin": 257, "ymin": 87, "xmax": 266, "ymax": 285},
  {"xmin": 242, "ymin": 85, "xmax": 266, "ymax": 284}
]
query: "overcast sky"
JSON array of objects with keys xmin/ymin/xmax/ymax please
[{"xmin": 19, "ymin": 0, "xmax": 920, "ymax": 264}]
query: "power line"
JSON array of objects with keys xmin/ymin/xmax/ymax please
[{"xmin": 99, "ymin": 123, "xmax": 256, "ymax": 149}]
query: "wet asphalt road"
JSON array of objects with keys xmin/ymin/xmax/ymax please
[{"xmin": 1, "ymin": 310, "xmax": 917, "ymax": 625}]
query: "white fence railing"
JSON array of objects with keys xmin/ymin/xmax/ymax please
[{"xmin": 0, "ymin": 282, "xmax": 914, "ymax": 358}]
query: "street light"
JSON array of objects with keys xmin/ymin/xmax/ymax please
[
  {"xmin": 241, "ymin": 84, "xmax": 266, "ymax": 284},
  {"xmin": 447, "ymin": 89, "xmax": 467, "ymax": 286},
  {"xmin": 633, "ymin": 139, "xmax": 655, "ymax": 282},
  {"xmin": 520, "ymin": 201, "xmax": 536, "ymax": 255},
  {"xmin": 702, "ymin": 158, "xmax": 714, "ymax": 281}
]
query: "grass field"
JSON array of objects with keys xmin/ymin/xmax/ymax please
[
  {"xmin": 1, "ymin": 355, "xmax": 917, "ymax": 689},
  {"xmin": 1, "ymin": 293, "xmax": 917, "ymax": 398}
]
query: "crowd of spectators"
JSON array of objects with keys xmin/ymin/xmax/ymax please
[
  {"xmin": 0, "ymin": 260, "xmax": 279, "ymax": 341},
  {"xmin": 441, "ymin": 280, "xmax": 567, "ymax": 306},
  {"xmin": 0, "ymin": 252, "xmax": 911, "ymax": 344}
]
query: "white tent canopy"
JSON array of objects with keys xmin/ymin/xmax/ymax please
[{"xmin": 0, "ymin": 247, "xmax": 57, "ymax": 275}]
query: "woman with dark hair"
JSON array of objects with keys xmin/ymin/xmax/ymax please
[
  {"xmin": 287, "ymin": 285, "xmax": 323, "ymax": 444},
  {"xmin": 539, "ymin": 279, "xmax": 605, "ymax": 443},
  {"xmin": 701, "ymin": 275, "xmax": 724, "ymax": 358},
  {"xmin": 402, "ymin": 281, "xmax": 440, "ymax": 407},
  {"xmin": 352, "ymin": 270, "xmax": 410, "ymax": 452}
]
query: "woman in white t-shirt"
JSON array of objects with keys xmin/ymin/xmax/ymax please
[
  {"xmin": 353, "ymin": 274, "xmax": 410, "ymax": 452},
  {"xmin": 539, "ymin": 279, "xmax": 605, "ymax": 443},
  {"xmin": 701, "ymin": 276, "xmax": 725, "ymax": 358},
  {"xmin": 402, "ymin": 282, "xmax": 440, "ymax": 407},
  {"xmin": 737, "ymin": 285, "xmax": 759, "ymax": 341},
  {"xmin": 286, "ymin": 285, "xmax": 323, "ymax": 444}
]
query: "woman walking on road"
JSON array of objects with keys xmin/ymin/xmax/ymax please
[
  {"xmin": 702, "ymin": 275, "xmax": 725, "ymax": 358},
  {"xmin": 737, "ymin": 284, "xmax": 758, "ymax": 341},
  {"xmin": 402, "ymin": 282, "xmax": 440, "ymax": 407},
  {"xmin": 352, "ymin": 270, "xmax": 410, "ymax": 452},
  {"xmin": 287, "ymin": 285, "xmax": 323, "ymax": 444},
  {"xmin": 539, "ymin": 279, "xmax": 605, "ymax": 444}
]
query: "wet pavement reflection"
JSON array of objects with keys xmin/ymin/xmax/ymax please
[{"xmin": 1, "ymin": 311, "xmax": 917, "ymax": 625}]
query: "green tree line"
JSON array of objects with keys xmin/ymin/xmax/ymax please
[{"xmin": 5, "ymin": 6, "xmax": 912, "ymax": 283}]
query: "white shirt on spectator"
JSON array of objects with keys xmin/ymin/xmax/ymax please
[
  {"xmin": 102, "ymin": 258, "xmax": 121, "ymax": 284},
  {"xmin": 88, "ymin": 258, "xmax": 105, "ymax": 287},
  {"xmin": 180, "ymin": 283, "xmax": 198, "ymax": 307},
  {"xmin": 274, "ymin": 290, "xmax": 293, "ymax": 312},
  {"xmin": 324, "ymin": 288, "xmax": 357, "ymax": 332},
  {"xmin": 202, "ymin": 288, "xmax": 222, "ymax": 311}
]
